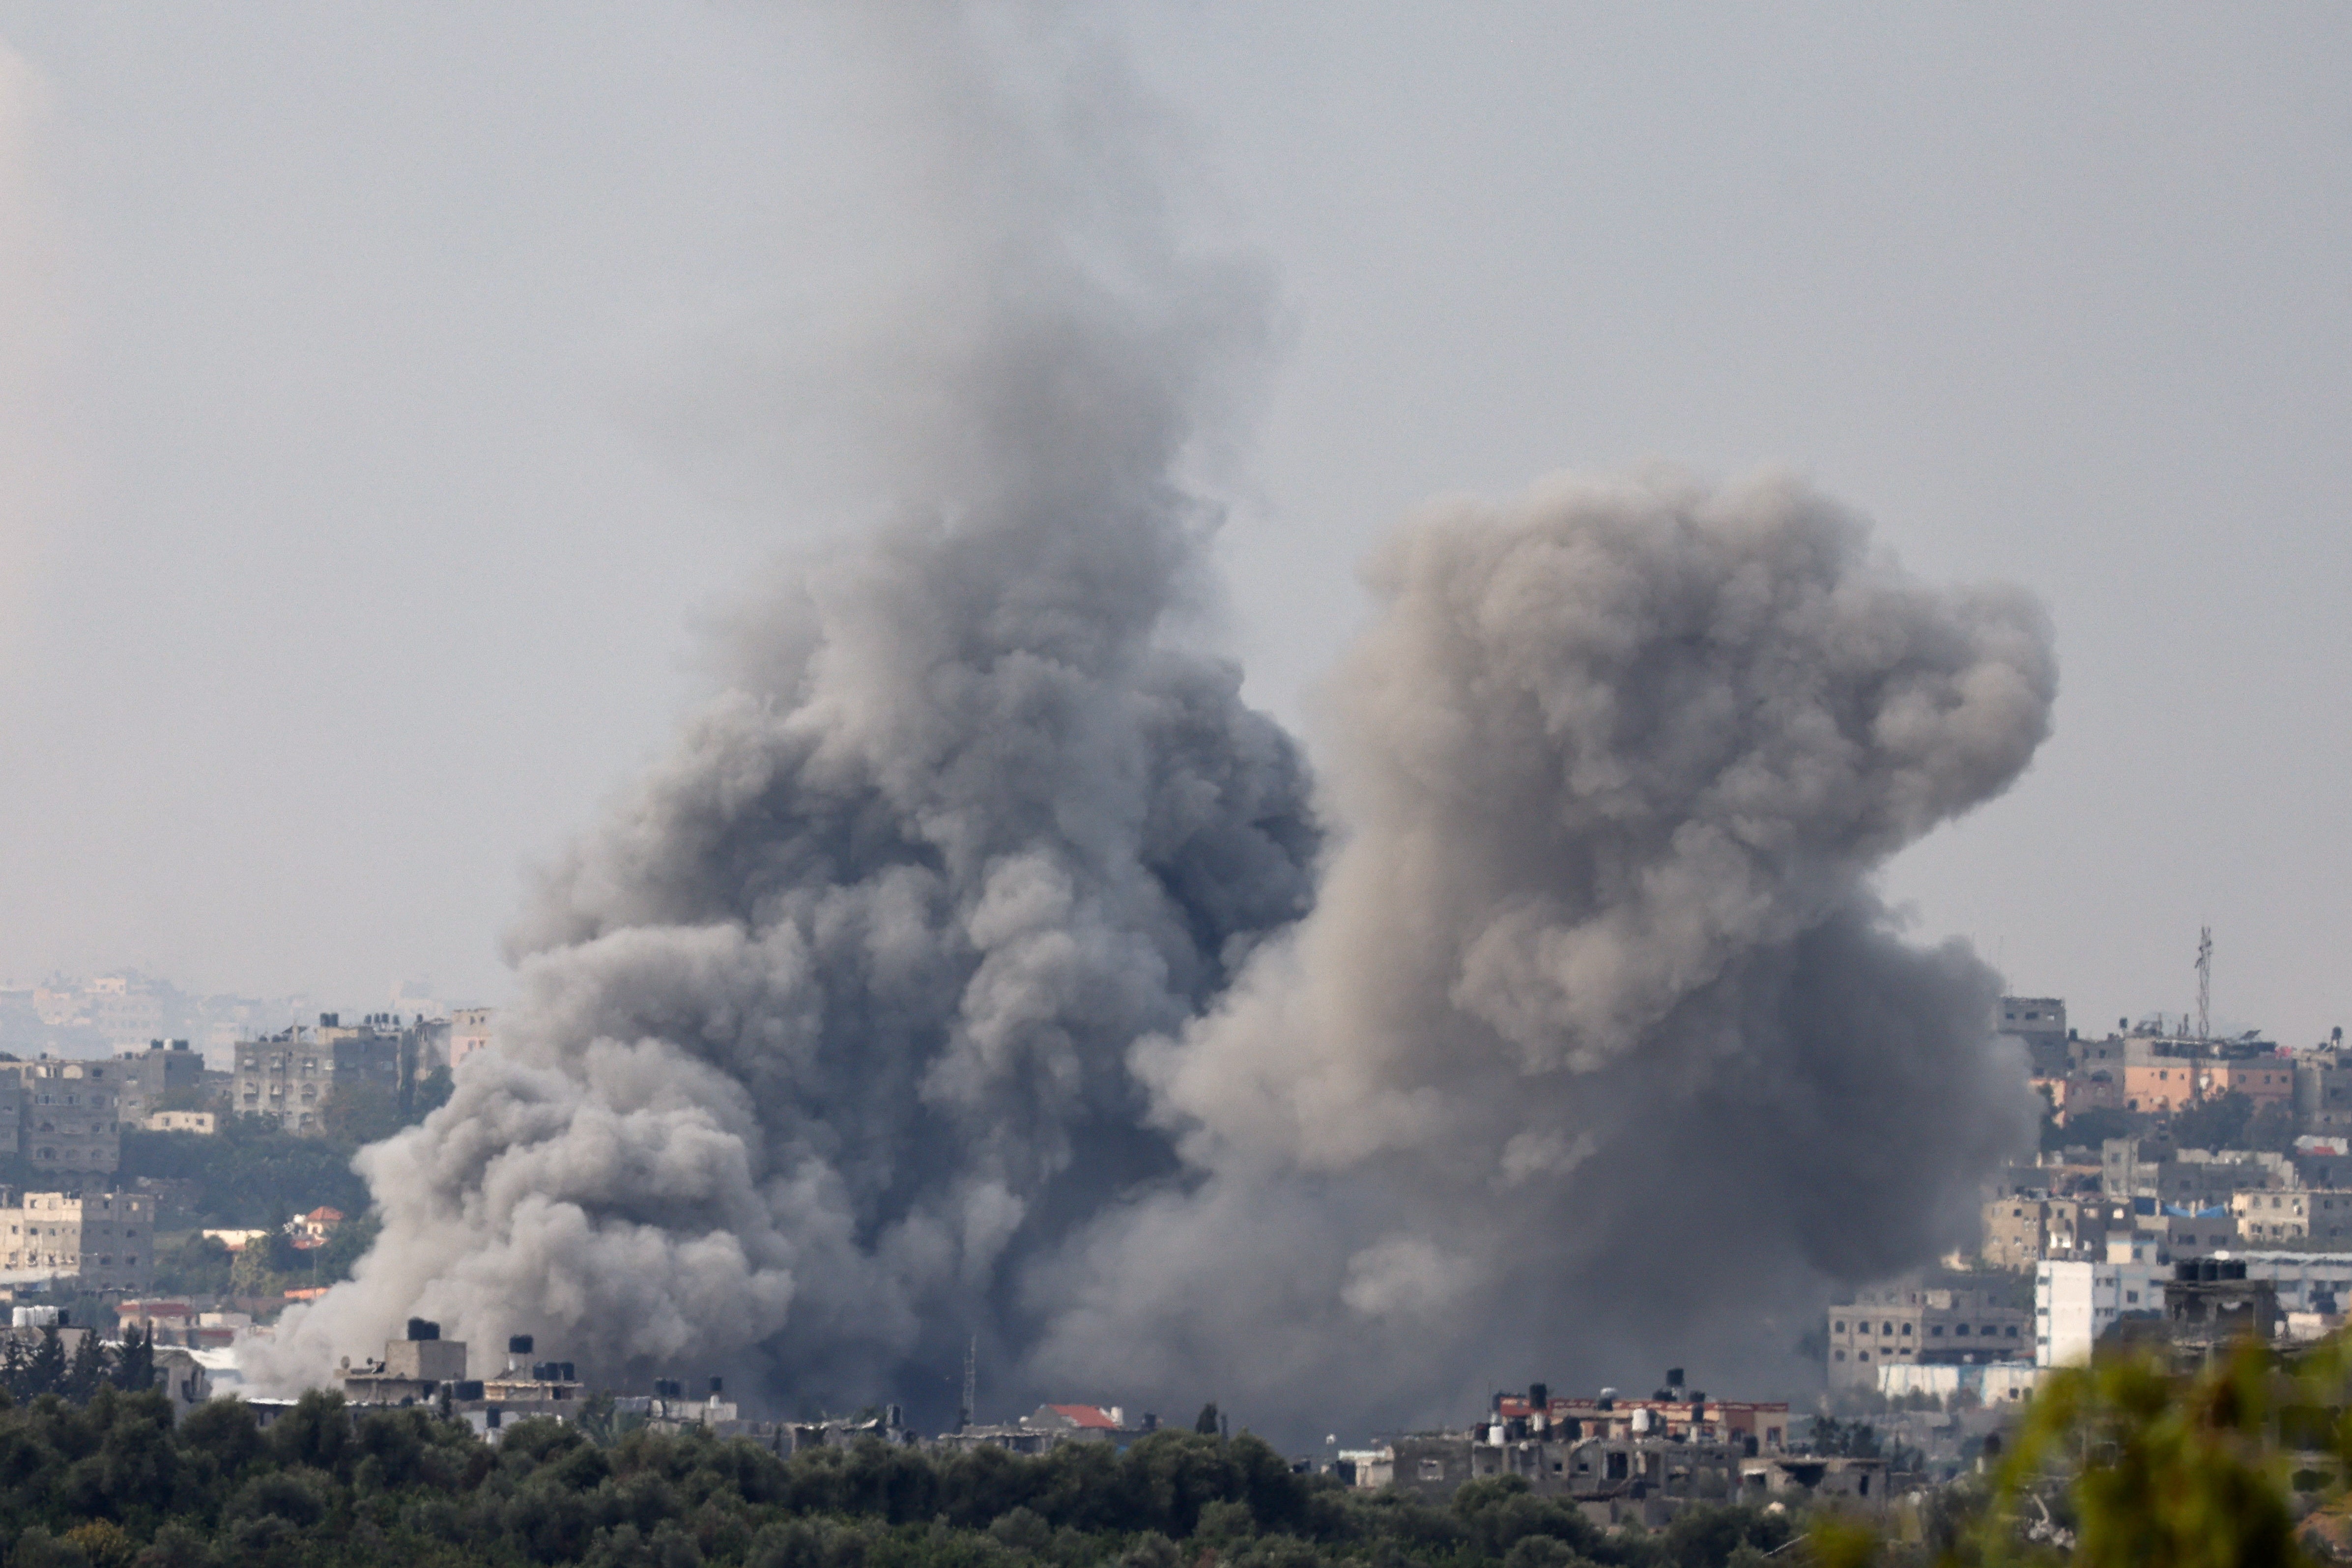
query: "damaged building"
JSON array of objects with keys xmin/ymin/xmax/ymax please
[{"xmin": 1360, "ymin": 1376, "xmax": 1871, "ymax": 1526}]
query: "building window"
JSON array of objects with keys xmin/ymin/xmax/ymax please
[{"xmin": 1834, "ymin": 1351, "xmax": 1844, "ymax": 1362}]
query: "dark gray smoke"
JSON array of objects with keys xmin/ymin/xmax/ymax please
[
  {"xmin": 261, "ymin": 4, "xmax": 1317, "ymax": 1402},
  {"xmin": 262, "ymin": 14, "xmax": 2056, "ymax": 1434}
]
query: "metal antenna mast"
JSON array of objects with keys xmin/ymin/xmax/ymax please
[
  {"xmin": 2195, "ymin": 926, "xmax": 2213, "ymax": 1041},
  {"xmin": 960, "ymin": 1335, "xmax": 977, "ymax": 1432}
]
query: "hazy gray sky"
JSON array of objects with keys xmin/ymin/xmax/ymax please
[{"xmin": 0, "ymin": 4, "xmax": 2345, "ymax": 1045}]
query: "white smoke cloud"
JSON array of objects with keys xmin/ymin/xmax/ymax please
[{"xmin": 259, "ymin": 11, "xmax": 2054, "ymax": 1437}]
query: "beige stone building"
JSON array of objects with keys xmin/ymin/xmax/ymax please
[
  {"xmin": 1827, "ymin": 1282, "xmax": 2031, "ymax": 1390},
  {"xmin": 0, "ymin": 1190, "xmax": 155, "ymax": 1293},
  {"xmin": 2234, "ymin": 1188, "xmax": 2352, "ymax": 1245},
  {"xmin": 448, "ymin": 1007, "xmax": 494, "ymax": 1073}
]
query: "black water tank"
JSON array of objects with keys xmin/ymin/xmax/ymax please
[
  {"xmin": 406, "ymin": 1317, "xmax": 439, "ymax": 1341},
  {"xmin": 1665, "ymin": 1367, "xmax": 1685, "ymax": 1387},
  {"xmin": 509, "ymin": 1334, "xmax": 533, "ymax": 1355},
  {"xmin": 710, "ymin": 1375, "xmax": 724, "ymax": 1395},
  {"xmin": 560, "ymin": 1363, "xmax": 575, "ymax": 1382},
  {"xmin": 1528, "ymin": 1382, "xmax": 1548, "ymax": 1409}
]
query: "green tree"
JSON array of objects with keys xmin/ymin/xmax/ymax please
[
  {"xmin": 151, "ymin": 1232, "xmax": 235, "ymax": 1297},
  {"xmin": 2171, "ymin": 1090, "xmax": 2257, "ymax": 1152},
  {"xmin": 111, "ymin": 1323, "xmax": 155, "ymax": 1394},
  {"xmin": 117, "ymin": 1117, "xmax": 370, "ymax": 1228}
]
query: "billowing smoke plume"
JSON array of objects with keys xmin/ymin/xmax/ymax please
[
  {"xmin": 1026, "ymin": 469, "xmax": 2053, "ymax": 1426},
  {"xmin": 263, "ymin": 11, "xmax": 2055, "ymax": 1432},
  {"xmin": 263, "ymin": 6, "xmax": 1319, "ymax": 1400}
]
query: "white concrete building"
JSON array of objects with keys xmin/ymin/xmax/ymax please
[{"xmin": 2035, "ymin": 1259, "xmax": 2166, "ymax": 1367}]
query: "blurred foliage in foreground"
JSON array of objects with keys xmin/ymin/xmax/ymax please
[{"xmin": 1829, "ymin": 1336, "xmax": 2352, "ymax": 1567}]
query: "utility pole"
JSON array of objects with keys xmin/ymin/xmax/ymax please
[
  {"xmin": 959, "ymin": 1335, "xmax": 976, "ymax": 1432},
  {"xmin": 2195, "ymin": 927, "xmax": 2213, "ymax": 1042}
]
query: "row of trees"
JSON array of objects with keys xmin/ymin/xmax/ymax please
[
  {"xmin": 0, "ymin": 1322, "xmax": 157, "ymax": 1406},
  {"xmin": 0, "ymin": 1389, "xmax": 1799, "ymax": 1568}
]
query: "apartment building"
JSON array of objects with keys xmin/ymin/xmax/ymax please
[
  {"xmin": 0, "ymin": 1190, "xmax": 155, "ymax": 1293},
  {"xmin": 1998, "ymin": 997, "xmax": 2070, "ymax": 1078},
  {"xmin": 1826, "ymin": 1283, "xmax": 2031, "ymax": 1390},
  {"xmin": 2232, "ymin": 1188, "xmax": 2352, "ymax": 1245},
  {"xmin": 0, "ymin": 1058, "xmax": 123, "ymax": 1173},
  {"xmin": 1982, "ymin": 1195, "xmax": 2133, "ymax": 1269},
  {"xmin": 110, "ymin": 1039, "xmax": 204, "ymax": 1124},
  {"xmin": 448, "ymin": 1007, "xmax": 494, "ymax": 1073},
  {"xmin": 2035, "ymin": 1258, "xmax": 2167, "ymax": 1367},
  {"xmin": 2298, "ymin": 1052, "xmax": 2352, "ymax": 1136},
  {"xmin": 232, "ymin": 1013, "xmax": 413, "ymax": 1135}
]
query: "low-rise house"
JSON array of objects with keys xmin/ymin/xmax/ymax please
[
  {"xmin": 342, "ymin": 1317, "xmax": 468, "ymax": 1405},
  {"xmin": 201, "ymin": 1228, "xmax": 270, "ymax": 1252},
  {"xmin": 152, "ymin": 1345, "xmax": 216, "ymax": 1413},
  {"xmin": 936, "ymin": 1403, "xmax": 1156, "ymax": 1454}
]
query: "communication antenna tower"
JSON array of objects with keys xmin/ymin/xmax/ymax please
[
  {"xmin": 960, "ymin": 1335, "xmax": 977, "ymax": 1432},
  {"xmin": 2195, "ymin": 926, "xmax": 2213, "ymax": 1042}
]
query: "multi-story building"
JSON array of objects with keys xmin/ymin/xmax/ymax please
[
  {"xmin": 1998, "ymin": 997, "xmax": 2071, "ymax": 1078},
  {"xmin": 0, "ymin": 1190, "xmax": 155, "ymax": 1293},
  {"xmin": 1826, "ymin": 1283, "xmax": 2031, "ymax": 1389},
  {"xmin": 449, "ymin": 1007, "xmax": 494, "ymax": 1073},
  {"xmin": 2035, "ymin": 1258, "xmax": 2167, "ymax": 1366},
  {"xmin": 2207, "ymin": 1251, "xmax": 2352, "ymax": 1316},
  {"xmin": 2231, "ymin": 1188, "xmax": 2352, "ymax": 1246},
  {"xmin": 2192, "ymin": 1057, "xmax": 2295, "ymax": 1112},
  {"xmin": 2102, "ymin": 1139, "xmax": 2287, "ymax": 1205},
  {"xmin": 2297, "ymin": 1052, "xmax": 2352, "ymax": 1136},
  {"xmin": 1981, "ymin": 1195, "xmax": 2133, "ymax": 1269},
  {"xmin": 0, "ymin": 1058, "xmax": 123, "ymax": 1173},
  {"xmin": 110, "ymin": 1039, "xmax": 204, "ymax": 1124},
  {"xmin": 232, "ymin": 1013, "xmax": 419, "ymax": 1135}
]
